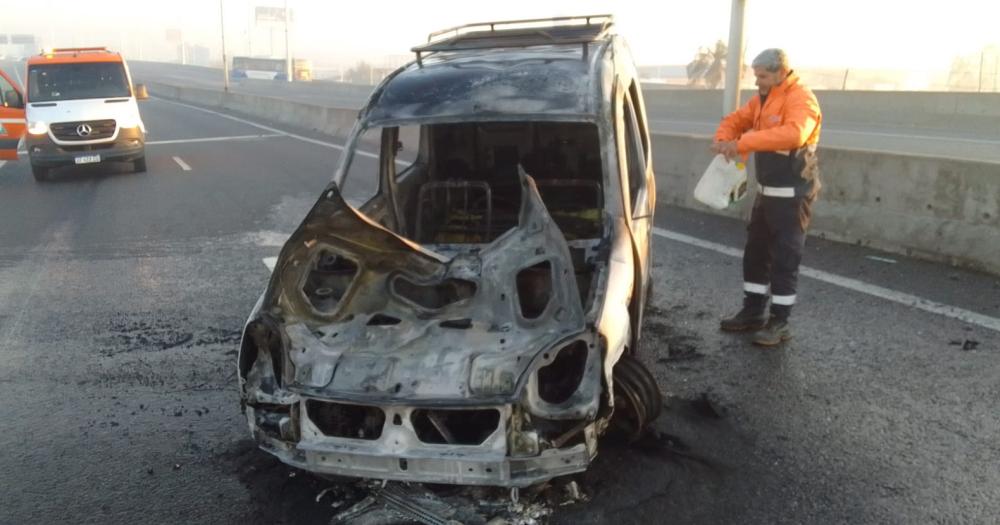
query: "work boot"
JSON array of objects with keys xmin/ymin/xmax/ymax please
[
  {"xmin": 720, "ymin": 294, "xmax": 768, "ymax": 332},
  {"xmin": 752, "ymin": 317, "xmax": 793, "ymax": 346}
]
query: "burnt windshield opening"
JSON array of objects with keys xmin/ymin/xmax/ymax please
[
  {"xmin": 339, "ymin": 121, "xmax": 604, "ymax": 245},
  {"xmin": 28, "ymin": 62, "xmax": 130, "ymax": 102}
]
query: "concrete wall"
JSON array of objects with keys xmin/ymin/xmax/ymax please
[
  {"xmin": 654, "ymin": 133, "xmax": 1000, "ymax": 273},
  {"xmin": 641, "ymin": 88, "xmax": 1000, "ymax": 135},
  {"xmin": 138, "ymin": 61, "xmax": 1000, "ymax": 134},
  {"xmin": 148, "ymin": 82, "xmax": 1000, "ymax": 275},
  {"xmin": 148, "ymin": 82, "xmax": 360, "ymax": 142}
]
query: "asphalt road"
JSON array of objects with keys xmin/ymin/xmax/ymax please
[{"xmin": 0, "ymin": 97, "xmax": 997, "ymax": 524}]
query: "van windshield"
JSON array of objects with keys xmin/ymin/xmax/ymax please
[{"xmin": 28, "ymin": 62, "xmax": 130, "ymax": 102}]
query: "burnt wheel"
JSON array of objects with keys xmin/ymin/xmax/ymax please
[{"xmin": 611, "ymin": 353, "xmax": 663, "ymax": 441}]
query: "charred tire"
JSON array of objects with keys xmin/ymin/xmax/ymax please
[
  {"xmin": 611, "ymin": 353, "xmax": 663, "ymax": 441},
  {"xmin": 31, "ymin": 164, "xmax": 49, "ymax": 182},
  {"xmin": 133, "ymin": 156, "xmax": 147, "ymax": 173}
]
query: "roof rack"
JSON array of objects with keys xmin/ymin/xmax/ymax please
[{"xmin": 411, "ymin": 14, "xmax": 614, "ymax": 67}]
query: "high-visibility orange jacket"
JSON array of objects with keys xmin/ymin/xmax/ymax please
[{"xmin": 714, "ymin": 72, "xmax": 822, "ymax": 158}]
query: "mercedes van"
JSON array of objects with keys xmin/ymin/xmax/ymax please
[{"xmin": 24, "ymin": 47, "xmax": 148, "ymax": 181}]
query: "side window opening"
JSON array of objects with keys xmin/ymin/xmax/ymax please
[
  {"xmin": 340, "ymin": 125, "xmax": 422, "ymax": 205},
  {"xmin": 623, "ymin": 98, "xmax": 646, "ymax": 213},
  {"xmin": 627, "ymin": 82, "xmax": 650, "ymax": 165},
  {"xmin": 391, "ymin": 125, "xmax": 421, "ymax": 181},
  {"xmin": 0, "ymin": 75, "xmax": 20, "ymax": 107},
  {"xmin": 339, "ymin": 128, "xmax": 383, "ymax": 209}
]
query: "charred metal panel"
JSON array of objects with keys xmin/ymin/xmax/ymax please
[
  {"xmin": 365, "ymin": 46, "xmax": 607, "ymax": 123},
  {"xmin": 260, "ymin": 169, "xmax": 586, "ymax": 405}
]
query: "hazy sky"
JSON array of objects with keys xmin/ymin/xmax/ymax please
[{"xmin": 2, "ymin": 0, "xmax": 997, "ymax": 71}]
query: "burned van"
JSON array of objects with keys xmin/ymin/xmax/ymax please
[{"xmin": 238, "ymin": 15, "xmax": 662, "ymax": 487}]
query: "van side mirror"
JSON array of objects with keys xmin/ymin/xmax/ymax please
[
  {"xmin": 134, "ymin": 84, "xmax": 149, "ymax": 101},
  {"xmin": 2, "ymin": 90, "xmax": 24, "ymax": 109}
]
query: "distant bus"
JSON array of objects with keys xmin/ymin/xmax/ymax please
[{"xmin": 230, "ymin": 56, "xmax": 312, "ymax": 81}]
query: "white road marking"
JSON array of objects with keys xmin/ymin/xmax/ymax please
[
  {"xmin": 147, "ymin": 133, "xmax": 281, "ymax": 145},
  {"xmin": 0, "ymin": 160, "xmax": 6, "ymax": 172},
  {"xmin": 249, "ymin": 230, "xmax": 290, "ymax": 247},
  {"xmin": 865, "ymin": 255, "xmax": 898, "ymax": 264},
  {"xmin": 263, "ymin": 257, "xmax": 278, "ymax": 272},
  {"xmin": 154, "ymin": 97, "xmax": 406, "ymax": 166},
  {"xmin": 653, "ymin": 227, "xmax": 1000, "ymax": 333},
  {"xmin": 172, "ymin": 156, "xmax": 191, "ymax": 171}
]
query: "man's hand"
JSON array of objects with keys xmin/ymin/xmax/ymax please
[{"xmin": 711, "ymin": 140, "xmax": 740, "ymax": 162}]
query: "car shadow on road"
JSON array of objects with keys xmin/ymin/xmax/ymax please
[{"xmin": 36, "ymin": 161, "xmax": 143, "ymax": 183}]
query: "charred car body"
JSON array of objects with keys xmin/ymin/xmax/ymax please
[{"xmin": 239, "ymin": 15, "xmax": 662, "ymax": 487}]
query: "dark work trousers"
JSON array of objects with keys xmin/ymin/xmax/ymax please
[{"xmin": 742, "ymin": 193, "xmax": 814, "ymax": 320}]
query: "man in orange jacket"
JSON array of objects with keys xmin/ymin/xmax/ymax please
[{"xmin": 712, "ymin": 49, "xmax": 822, "ymax": 346}]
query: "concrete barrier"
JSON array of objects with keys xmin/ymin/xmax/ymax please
[
  {"xmin": 149, "ymin": 82, "xmax": 1000, "ymax": 275},
  {"xmin": 642, "ymin": 88, "xmax": 1000, "ymax": 135},
  {"xmin": 147, "ymin": 82, "xmax": 360, "ymax": 142},
  {"xmin": 655, "ymin": 133, "xmax": 1000, "ymax": 273},
  {"xmin": 138, "ymin": 61, "xmax": 1000, "ymax": 137}
]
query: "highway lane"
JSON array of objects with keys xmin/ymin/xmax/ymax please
[
  {"xmin": 0, "ymin": 99, "xmax": 997, "ymax": 524},
  {"xmin": 0, "ymin": 96, "xmax": 355, "ymax": 524}
]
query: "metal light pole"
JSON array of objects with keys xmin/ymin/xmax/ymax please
[
  {"xmin": 978, "ymin": 51, "xmax": 985, "ymax": 92},
  {"xmin": 723, "ymin": 0, "xmax": 747, "ymax": 116},
  {"xmin": 993, "ymin": 54, "xmax": 998, "ymax": 92},
  {"xmin": 284, "ymin": 0, "xmax": 292, "ymax": 82},
  {"xmin": 247, "ymin": 0, "xmax": 253, "ymax": 56},
  {"xmin": 221, "ymin": 0, "xmax": 230, "ymax": 92}
]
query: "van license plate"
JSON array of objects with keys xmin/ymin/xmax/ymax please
[{"xmin": 75, "ymin": 155, "xmax": 101, "ymax": 164}]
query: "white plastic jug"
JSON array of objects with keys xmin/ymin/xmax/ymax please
[{"xmin": 693, "ymin": 154, "xmax": 748, "ymax": 210}]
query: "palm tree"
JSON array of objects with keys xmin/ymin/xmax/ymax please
[
  {"xmin": 686, "ymin": 47, "xmax": 711, "ymax": 86},
  {"xmin": 686, "ymin": 40, "xmax": 728, "ymax": 89}
]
